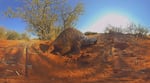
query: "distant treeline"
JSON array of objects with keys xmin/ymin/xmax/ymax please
[
  {"xmin": 0, "ymin": 27, "xmax": 30, "ymax": 40},
  {"xmin": 104, "ymin": 23, "xmax": 150, "ymax": 38}
]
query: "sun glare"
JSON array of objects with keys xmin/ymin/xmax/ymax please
[{"xmin": 87, "ymin": 13, "xmax": 131, "ymax": 33}]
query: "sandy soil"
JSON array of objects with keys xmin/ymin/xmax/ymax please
[{"xmin": 0, "ymin": 35, "xmax": 150, "ymax": 83}]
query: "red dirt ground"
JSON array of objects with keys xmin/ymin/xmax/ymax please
[{"xmin": 0, "ymin": 35, "xmax": 150, "ymax": 83}]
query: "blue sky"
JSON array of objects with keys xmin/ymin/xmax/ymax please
[{"xmin": 0, "ymin": 0, "xmax": 150, "ymax": 33}]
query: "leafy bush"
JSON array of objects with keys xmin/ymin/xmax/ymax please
[
  {"xmin": 0, "ymin": 27, "xmax": 7, "ymax": 40},
  {"xmin": 20, "ymin": 32, "xmax": 30, "ymax": 40},
  {"xmin": 6, "ymin": 30, "xmax": 20, "ymax": 40}
]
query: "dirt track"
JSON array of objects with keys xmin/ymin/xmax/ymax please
[{"xmin": 0, "ymin": 35, "xmax": 150, "ymax": 83}]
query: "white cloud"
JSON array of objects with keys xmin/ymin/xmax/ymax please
[{"xmin": 85, "ymin": 13, "xmax": 131, "ymax": 33}]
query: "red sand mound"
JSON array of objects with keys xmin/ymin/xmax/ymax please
[{"xmin": 0, "ymin": 35, "xmax": 149, "ymax": 83}]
